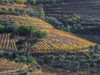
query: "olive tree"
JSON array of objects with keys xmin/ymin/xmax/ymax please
[{"xmin": 10, "ymin": 25, "xmax": 47, "ymax": 57}]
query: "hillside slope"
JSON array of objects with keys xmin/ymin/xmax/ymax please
[
  {"xmin": 45, "ymin": 0, "xmax": 100, "ymax": 17},
  {"xmin": 0, "ymin": 15, "xmax": 94, "ymax": 53}
]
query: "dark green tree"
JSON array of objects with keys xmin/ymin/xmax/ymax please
[
  {"xmin": 74, "ymin": 61, "xmax": 80, "ymax": 69},
  {"xmin": 0, "ymin": 51, "xmax": 3, "ymax": 58},
  {"xmin": 1, "ymin": 7, "xmax": 6, "ymax": 12},
  {"xmin": 0, "ymin": 25, "xmax": 4, "ymax": 33},
  {"xmin": 89, "ymin": 45, "xmax": 93, "ymax": 49},
  {"xmin": 10, "ymin": 25, "xmax": 47, "ymax": 57},
  {"xmin": 8, "ymin": 8, "xmax": 13, "ymax": 13},
  {"xmin": 15, "ymin": 8, "xmax": 19, "ymax": 13},
  {"xmin": 39, "ymin": 8, "xmax": 45, "ymax": 20},
  {"xmin": 28, "ymin": 0, "xmax": 36, "ymax": 6}
]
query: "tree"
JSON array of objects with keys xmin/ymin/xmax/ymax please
[
  {"xmin": 1, "ymin": 7, "xmax": 6, "ymax": 12},
  {"xmin": 81, "ymin": 56, "xmax": 86, "ymax": 60},
  {"xmin": 49, "ymin": 55, "xmax": 55, "ymax": 62},
  {"xmin": 21, "ymin": 56, "xmax": 27, "ymax": 63},
  {"xmin": 39, "ymin": 8, "xmax": 45, "ymax": 20},
  {"xmin": 19, "ymin": 9, "xmax": 25, "ymax": 15},
  {"xmin": 94, "ymin": 44, "xmax": 99, "ymax": 52},
  {"xmin": 15, "ymin": 58, "xmax": 20, "ymax": 62},
  {"xmin": 0, "ymin": 25, "xmax": 4, "ymax": 33},
  {"xmin": 66, "ymin": 25, "xmax": 71, "ymax": 32},
  {"xmin": 66, "ymin": 60, "xmax": 71, "ymax": 65},
  {"xmin": 0, "ymin": 51, "xmax": 3, "ymax": 58},
  {"xmin": 97, "ymin": 58, "xmax": 100, "ymax": 64},
  {"xmin": 4, "ymin": 19, "xmax": 16, "ymax": 33},
  {"xmin": 89, "ymin": 45, "xmax": 93, "ymax": 49},
  {"xmin": 80, "ymin": 59, "xmax": 85, "ymax": 65},
  {"xmin": 90, "ymin": 50, "xmax": 95, "ymax": 56},
  {"xmin": 70, "ymin": 55, "xmax": 75, "ymax": 60},
  {"xmin": 92, "ymin": 54, "xmax": 99, "ymax": 60},
  {"xmin": 27, "ymin": 57, "xmax": 37, "ymax": 64},
  {"xmin": 15, "ymin": 8, "xmax": 19, "ymax": 13},
  {"xmin": 9, "ymin": 0, "xmax": 14, "ymax": 4},
  {"xmin": 28, "ymin": 0, "xmax": 36, "ymax": 6},
  {"xmin": 8, "ymin": 52, "xmax": 13, "ymax": 59},
  {"xmin": 92, "ymin": 63, "xmax": 97, "ymax": 68},
  {"xmin": 84, "ymin": 53, "xmax": 90, "ymax": 59},
  {"xmin": 4, "ymin": 0, "xmax": 9, "ymax": 5},
  {"xmin": 85, "ymin": 63, "xmax": 90, "ymax": 68},
  {"xmin": 74, "ymin": 61, "xmax": 80, "ymax": 69},
  {"xmin": 59, "ymin": 55, "xmax": 65, "ymax": 63},
  {"xmin": 10, "ymin": 25, "xmax": 47, "ymax": 57},
  {"xmin": 44, "ymin": 55, "xmax": 50, "ymax": 64},
  {"xmin": 37, "ymin": 59, "xmax": 43, "ymax": 65},
  {"xmin": 8, "ymin": 8, "xmax": 13, "ymax": 13},
  {"xmin": 15, "ymin": 0, "xmax": 24, "ymax": 4}
]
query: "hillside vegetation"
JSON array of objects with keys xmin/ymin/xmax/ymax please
[
  {"xmin": 0, "ymin": 15, "xmax": 94, "ymax": 53},
  {"xmin": 0, "ymin": 58, "xmax": 24, "ymax": 71}
]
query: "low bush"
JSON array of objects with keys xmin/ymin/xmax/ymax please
[
  {"xmin": 0, "ymin": 25, "xmax": 4, "ymax": 33},
  {"xmin": 14, "ymin": 0, "xmax": 24, "ymax": 4}
]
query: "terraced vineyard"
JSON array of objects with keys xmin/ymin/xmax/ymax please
[
  {"xmin": 45, "ymin": 0, "xmax": 100, "ymax": 17},
  {"xmin": 80, "ymin": 34, "xmax": 100, "ymax": 44},
  {"xmin": 0, "ymin": 59, "xmax": 23, "ymax": 71},
  {"xmin": 0, "ymin": 15, "xmax": 95, "ymax": 53}
]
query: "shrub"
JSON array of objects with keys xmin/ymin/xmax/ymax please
[
  {"xmin": 19, "ymin": 9, "xmax": 25, "ymax": 15},
  {"xmin": 0, "ymin": 25, "xmax": 4, "ymax": 33},
  {"xmin": 8, "ymin": 8, "xmax": 13, "ymax": 13},
  {"xmin": 70, "ymin": 55, "xmax": 75, "ymax": 60},
  {"xmin": 20, "ymin": 72, "xmax": 28, "ymax": 75},
  {"xmin": 81, "ymin": 56, "xmax": 86, "ymax": 60},
  {"xmin": 26, "ymin": 10, "xmax": 40, "ymax": 17},
  {"xmin": 94, "ymin": 44, "xmax": 99, "ymax": 52},
  {"xmin": 27, "ymin": 0, "xmax": 36, "ymax": 6},
  {"xmin": 44, "ymin": 55, "xmax": 50, "ymax": 64},
  {"xmin": 66, "ymin": 60, "xmax": 71, "ymax": 65},
  {"xmin": 66, "ymin": 25, "xmax": 71, "ymax": 32},
  {"xmin": 37, "ymin": 59, "xmax": 43, "ymax": 65},
  {"xmin": 49, "ymin": 55, "xmax": 55, "ymax": 62},
  {"xmin": 1, "ymin": 7, "xmax": 6, "ymax": 11},
  {"xmin": 27, "ymin": 57, "xmax": 37, "ymax": 64},
  {"xmin": 94, "ymin": 44, "xmax": 99, "ymax": 50},
  {"xmin": 92, "ymin": 63, "xmax": 97, "ymax": 68},
  {"xmin": 74, "ymin": 61, "xmax": 80, "ymax": 69},
  {"xmin": 92, "ymin": 54, "xmax": 99, "ymax": 59},
  {"xmin": 84, "ymin": 53, "xmax": 91, "ymax": 59},
  {"xmin": 97, "ymin": 58, "xmax": 100, "ymax": 64},
  {"xmin": 45, "ymin": 16, "xmax": 63, "ymax": 28},
  {"xmin": 4, "ymin": 19, "xmax": 16, "ymax": 33},
  {"xmin": 9, "ymin": 0, "xmax": 14, "ymax": 4},
  {"xmin": 87, "ymin": 58, "xmax": 92, "ymax": 64},
  {"xmin": 8, "ymin": 52, "xmax": 13, "ymax": 59},
  {"xmin": 0, "ymin": 51, "xmax": 3, "ymax": 57},
  {"xmin": 36, "ymin": 65, "xmax": 41, "ymax": 69},
  {"xmin": 59, "ymin": 55, "xmax": 65, "ymax": 63},
  {"xmin": 15, "ymin": 8, "xmax": 19, "ymax": 13},
  {"xmin": 14, "ymin": 0, "xmax": 24, "ymax": 4},
  {"xmin": 4, "ymin": 0, "xmax": 9, "ymax": 5},
  {"xmin": 15, "ymin": 58, "xmax": 20, "ymax": 62},
  {"xmin": 90, "ymin": 50, "xmax": 95, "ymax": 56},
  {"xmin": 89, "ymin": 45, "xmax": 93, "ymax": 49},
  {"xmin": 39, "ymin": 8, "xmax": 45, "ymax": 20},
  {"xmin": 85, "ymin": 63, "xmax": 90, "ymax": 68},
  {"xmin": 80, "ymin": 59, "xmax": 85, "ymax": 64},
  {"xmin": 21, "ymin": 56, "xmax": 27, "ymax": 62}
]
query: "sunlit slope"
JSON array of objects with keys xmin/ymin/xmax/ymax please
[
  {"xmin": 0, "ymin": 15, "xmax": 94, "ymax": 53},
  {"xmin": 0, "ymin": 59, "xmax": 23, "ymax": 71}
]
